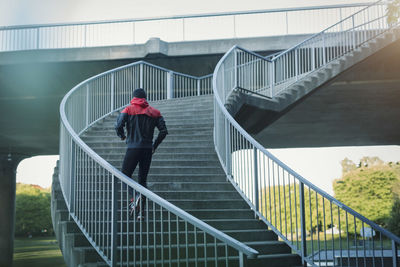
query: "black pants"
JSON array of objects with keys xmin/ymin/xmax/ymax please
[{"xmin": 122, "ymin": 148, "xmax": 153, "ymax": 198}]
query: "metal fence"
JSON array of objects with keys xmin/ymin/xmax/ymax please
[
  {"xmin": 212, "ymin": 1, "xmax": 400, "ymax": 266},
  {"xmin": 0, "ymin": 3, "xmax": 373, "ymax": 52},
  {"xmin": 59, "ymin": 60, "xmax": 259, "ymax": 266},
  {"xmin": 220, "ymin": 1, "xmax": 390, "ymax": 99}
]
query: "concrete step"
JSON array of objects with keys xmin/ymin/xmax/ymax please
[
  {"xmin": 108, "ymin": 108, "xmax": 214, "ymax": 120},
  {"xmin": 72, "ymin": 218, "xmax": 267, "ymax": 235},
  {"xmin": 169, "ymin": 199, "xmax": 250, "ymax": 210},
  {"xmin": 102, "ymin": 152, "xmax": 218, "ymax": 161},
  {"xmin": 83, "ymin": 140, "xmax": 215, "ymax": 149},
  {"xmin": 147, "ymin": 174, "xmax": 227, "ymax": 183},
  {"xmin": 87, "ymin": 126, "xmax": 213, "ymax": 134},
  {"xmin": 100, "ymin": 117, "xmax": 214, "ymax": 127},
  {"xmin": 71, "ymin": 181, "xmax": 236, "ymax": 196},
  {"xmin": 107, "ymin": 256, "xmax": 302, "ymax": 267},
  {"xmin": 248, "ymin": 253, "xmax": 302, "ymax": 267},
  {"xmin": 245, "ymin": 240, "xmax": 291, "ymax": 255},
  {"xmin": 186, "ymin": 209, "xmax": 256, "ymax": 220},
  {"xmin": 109, "ymin": 160, "xmax": 221, "ymax": 169},
  {"xmin": 82, "ymin": 133, "xmax": 213, "ymax": 142},
  {"xmin": 74, "ymin": 165, "xmax": 224, "ymax": 175},
  {"xmin": 79, "ymin": 208, "xmax": 257, "ymax": 221},
  {"xmin": 92, "ymin": 146, "xmax": 217, "ymax": 155},
  {"xmin": 148, "ymin": 182, "xmax": 233, "ymax": 191},
  {"xmin": 154, "ymin": 190, "xmax": 240, "ymax": 200},
  {"xmin": 97, "ymin": 241, "xmax": 292, "ymax": 263},
  {"xmin": 72, "ymin": 246, "xmax": 105, "ymax": 264},
  {"xmin": 111, "ymin": 228, "xmax": 277, "ymax": 245},
  {"xmin": 74, "ymin": 173, "xmax": 227, "ymax": 183},
  {"xmin": 157, "ymin": 106, "xmax": 214, "ymax": 114},
  {"xmin": 65, "ymin": 233, "xmax": 92, "ymax": 247}
]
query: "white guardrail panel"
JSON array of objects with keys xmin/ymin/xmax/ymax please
[{"xmin": 1, "ymin": 3, "xmax": 373, "ymax": 52}]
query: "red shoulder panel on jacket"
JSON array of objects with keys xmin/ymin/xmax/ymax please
[{"xmin": 122, "ymin": 105, "xmax": 161, "ymax": 118}]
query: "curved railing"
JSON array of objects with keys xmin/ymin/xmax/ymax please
[
  {"xmin": 59, "ymin": 61, "xmax": 258, "ymax": 266},
  {"xmin": 1, "ymin": 3, "xmax": 372, "ymax": 52},
  {"xmin": 213, "ymin": 1, "xmax": 400, "ymax": 266}
]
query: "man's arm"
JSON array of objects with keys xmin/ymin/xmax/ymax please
[
  {"xmin": 115, "ymin": 112, "xmax": 128, "ymax": 140},
  {"xmin": 153, "ymin": 116, "xmax": 168, "ymax": 151}
]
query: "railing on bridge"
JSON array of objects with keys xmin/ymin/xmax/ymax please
[
  {"xmin": 213, "ymin": 0, "xmax": 400, "ymax": 266},
  {"xmin": 59, "ymin": 61, "xmax": 259, "ymax": 266},
  {"xmin": 226, "ymin": 1, "xmax": 391, "ymax": 98},
  {"xmin": 0, "ymin": 3, "xmax": 373, "ymax": 52}
]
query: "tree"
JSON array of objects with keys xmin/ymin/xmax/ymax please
[
  {"xmin": 341, "ymin": 158, "xmax": 356, "ymax": 174},
  {"xmin": 387, "ymin": 0, "xmax": 400, "ymax": 26},
  {"xmin": 259, "ymin": 157, "xmax": 400, "ymax": 240},
  {"xmin": 387, "ymin": 174, "xmax": 400, "ymax": 236},
  {"xmin": 387, "ymin": 198, "xmax": 400, "ymax": 236},
  {"xmin": 358, "ymin": 156, "xmax": 384, "ymax": 168},
  {"xmin": 333, "ymin": 157, "xmax": 400, "ymax": 232},
  {"xmin": 15, "ymin": 183, "xmax": 53, "ymax": 236}
]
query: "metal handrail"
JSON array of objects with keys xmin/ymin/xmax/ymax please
[
  {"xmin": 229, "ymin": 0, "xmax": 391, "ymax": 98},
  {"xmin": 272, "ymin": 0, "xmax": 385, "ymax": 59},
  {"xmin": 1, "ymin": 3, "xmax": 372, "ymax": 52},
  {"xmin": 59, "ymin": 60, "xmax": 258, "ymax": 266},
  {"xmin": 1, "ymin": 3, "xmax": 373, "ymax": 30},
  {"xmin": 214, "ymin": 47, "xmax": 400, "ymax": 242},
  {"xmin": 213, "ymin": 0, "xmax": 400, "ymax": 266}
]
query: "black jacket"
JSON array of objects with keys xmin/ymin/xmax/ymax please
[{"xmin": 115, "ymin": 97, "xmax": 168, "ymax": 150}]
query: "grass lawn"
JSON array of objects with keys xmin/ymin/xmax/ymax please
[{"xmin": 13, "ymin": 236, "xmax": 66, "ymax": 267}]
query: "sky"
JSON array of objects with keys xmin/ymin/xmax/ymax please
[
  {"xmin": 9, "ymin": 0, "xmax": 399, "ymax": 195},
  {"xmin": 16, "ymin": 146, "xmax": 400, "ymax": 194}
]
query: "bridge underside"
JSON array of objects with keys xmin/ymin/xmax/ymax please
[
  {"xmin": 3, "ymin": 35, "xmax": 307, "ymax": 157},
  {"xmin": 1, "ymin": 35, "xmax": 400, "ymax": 158},
  {"xmin": 238, "ymin": 38, "xmax": 400, "ymax": 148},
  {"xmin": 0, "ymin": 54, "xmax": 224, "ymax": 156}
]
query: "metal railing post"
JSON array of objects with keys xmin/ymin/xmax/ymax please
[
  {"xmin": 392, "ymin": 240, "xmax": 398, "ymax": 267},
  {"xmin": 270, "ymin": 61, "xmax": 275, "ymax": 98},
  {"xmin": 322, "ymin": 33, "xmax": 327, "ymax": 65},
  {"xmin": 36, "ymin": 28, "xmax": 40, "ymax": 49},
  {"xmin": 167, "ymin": 71, "xmax": 174, "ymax": 99},
  {"xmin": 299, "ymin": 182, "xmax": 307, "ymax": 266},
  {"xmin": 86, "ymin": 84, "xmax": 90, "ymax": 126},
  {"xmin": 139, "ymin": 64, "xmax": 144, "ymax": 88},
  {"xmin": 84, "ymin": 25, "xmax": 87, "ymax": 47},
  {"xmin": 311, "ymin": 42, "xmax": 316, "ymax": 71},
  {"xmin": 253, "ymin": 147, "xmax": 259, "ymax": 217},
  {"xmin": 111, "ymin": 174, "xmax": 118, "ymax": 267},
  {"xmin": 110, "ymin": 73, "xmax": 114, "ymax": 112},
  {"xmin": 225, "ymin": 118, "xmax": 231, "ymax": 176},
  {"xmin": 295, "ymin": 49, "xmax": 299, "ymax": 81},
  {"xmin": 69, "ymin": 143, "xmax": 76, "ymax": 213},
  {"xmin": 239, "ymin": 252, "xmax": 248, "ymax": 267},
  {"xmin": 197, "ymin": 79, "xmax": 201, "ymax": 96},
  {"xmin": 234, "ymin": 49, "xmax": 238, "ymax": 89},
  {"xmin": 352, "ymin": 15, "xmax": 356, "ymax": 49}
]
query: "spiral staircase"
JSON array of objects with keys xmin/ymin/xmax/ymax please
[{"xmin": 52, "ymin": 1, "xmax": 400, "ymax": 266}]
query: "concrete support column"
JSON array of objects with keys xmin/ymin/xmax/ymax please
[{"xmin": 0, "ymin": 154, "xmax": 24, "ymax": 267}]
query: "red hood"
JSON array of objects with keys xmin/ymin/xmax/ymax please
[{"xmin": 130, "ymin": 97, "xmax": 149, "ymax": 107}]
